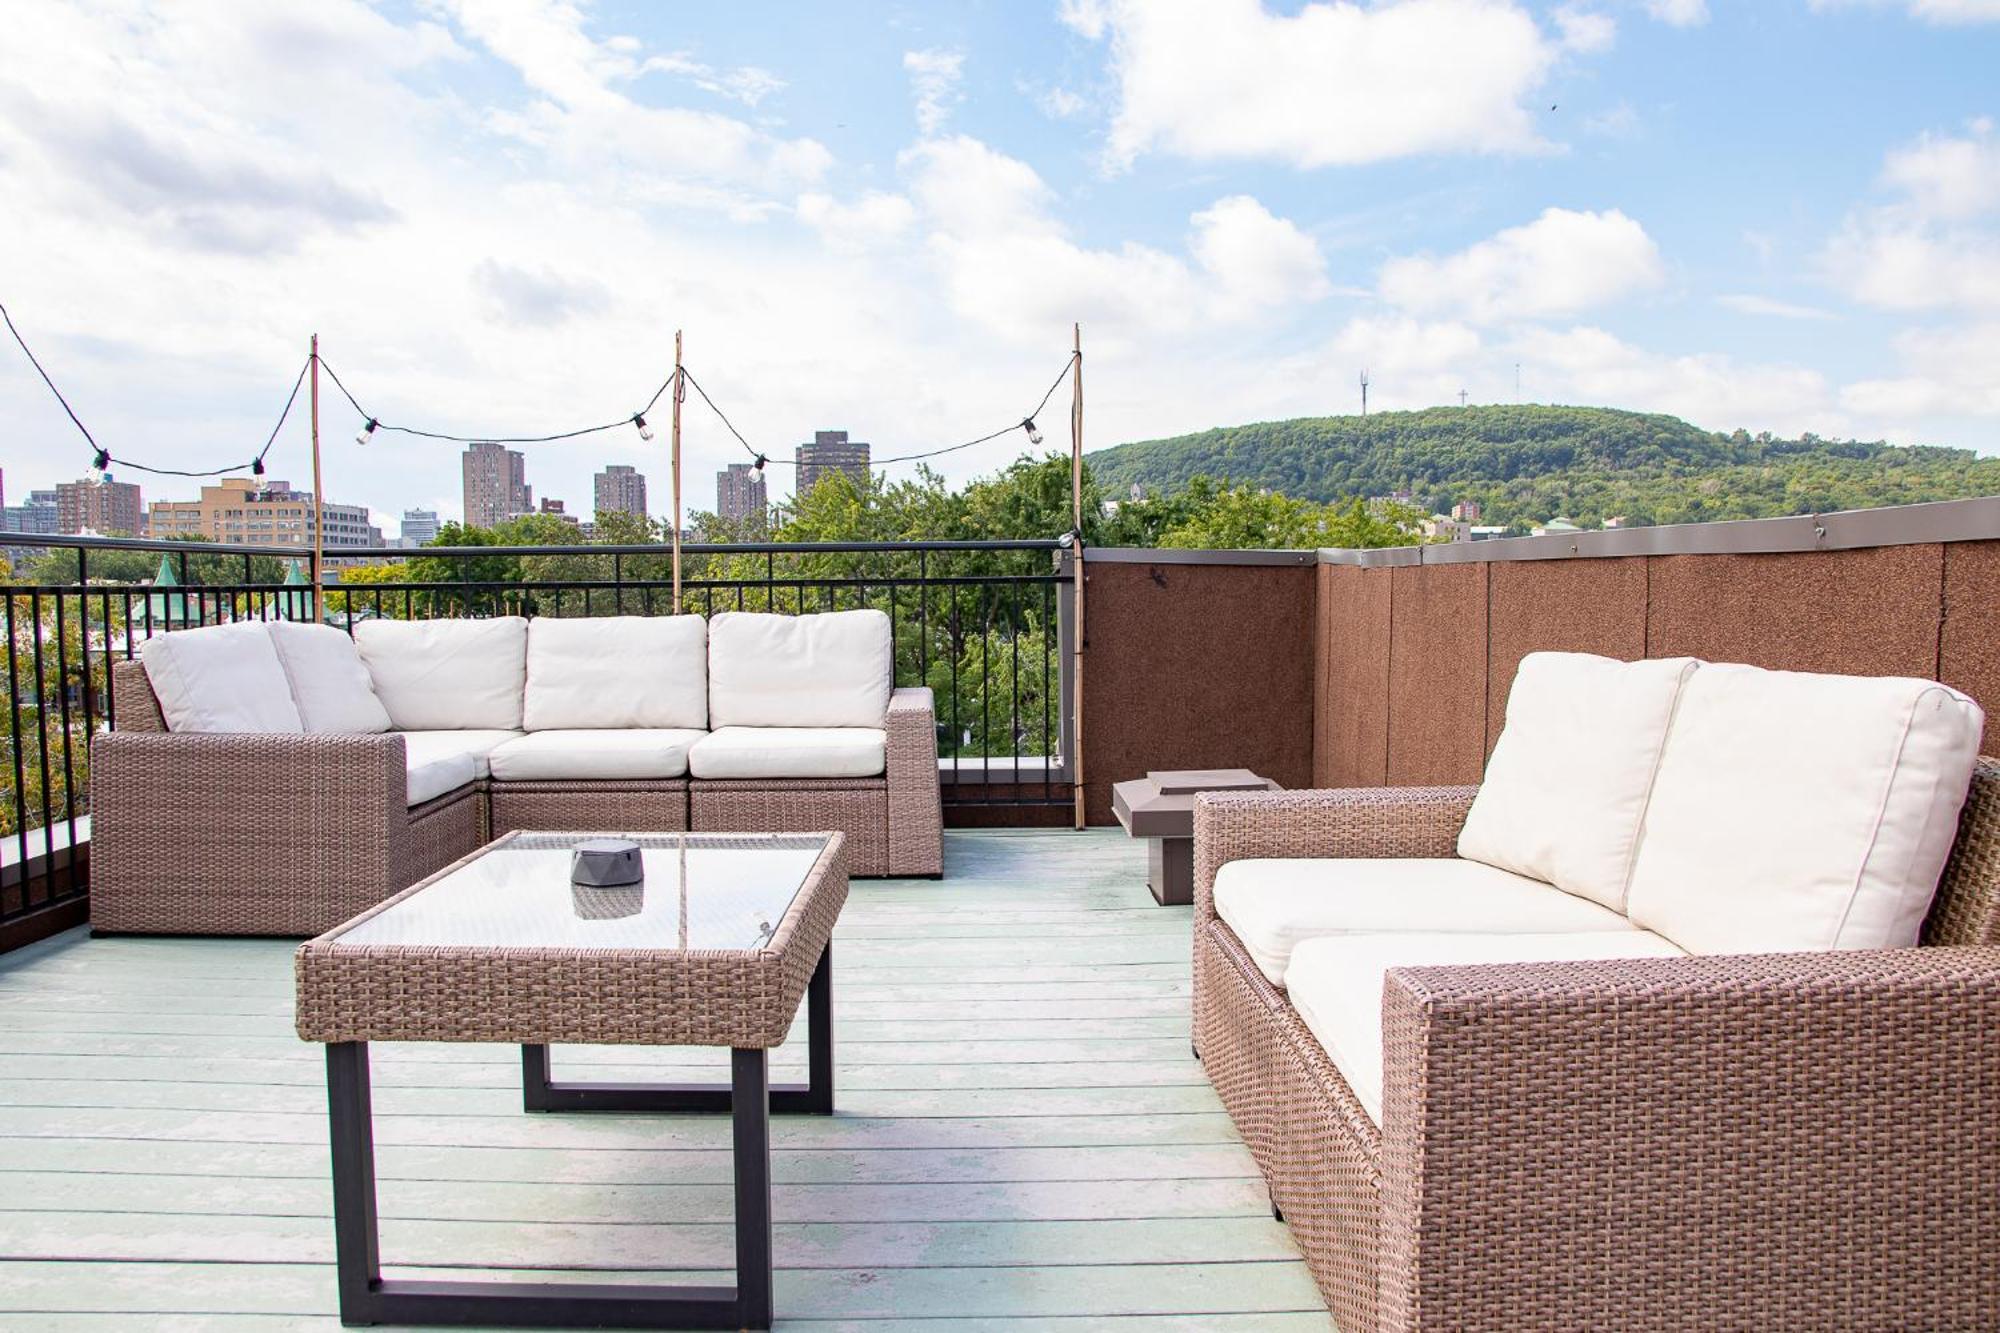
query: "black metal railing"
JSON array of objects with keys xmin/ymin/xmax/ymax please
[{"xmin": 0, "ymin": 533, "xmax": 1071, "ymax": 949}]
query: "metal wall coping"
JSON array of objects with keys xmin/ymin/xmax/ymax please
[
  {"xmin": 1315, "ymin": 495, "xmax": 2000, "ymax": 566},
  {"xmin": 1079, "ymin": 547, "xmax": 1316, "ymax": 566}
]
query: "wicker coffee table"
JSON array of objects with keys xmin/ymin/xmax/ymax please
[{"xmin": 294, "ymin": 830, "xmax": 849, "ymax": 1330}]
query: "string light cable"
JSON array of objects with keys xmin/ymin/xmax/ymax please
[
  {"xmin": 1, "ymin": 298, "xmax": 302, "ymax": 479},
  {"xmin": 680, "ymin": 349, "xmax": 1079, "ymax": 473},
  {"xmin": 318, "ymin": 356, "xmax": 674, "ymax": 448}
]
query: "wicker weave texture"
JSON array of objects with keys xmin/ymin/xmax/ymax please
[
  {"xmin": 490, "ymin": 781, "xmax": 690, "ymax": 837},
  {"xmin": 1379, "ymin": 945, "xmax": 2000, "ymax": 1331},
  {"xmin": 887, "ymin": 687, "xmax": 944, "ymax": 876},
  {"xmin": 1193, "ymin": 774, "xmax": 2000, "ymax": 1333},
  {"xmin": 87, "ymin": 731, "xmax": 473, "ymax": 937},
  {"xmin": 109, "ymin": 659, "xmax": 166, "ymax": 733},
  {"xmin": 295, "ymin": 833, "xmax": 848, "ymax": 1048},
  {"xmin": 1924, "ymin": 756, "xmax": 2000, "ymax": 946},
  {"xmin": 691, "ymin": 782, "xmax": 888, "ymax": 877}
]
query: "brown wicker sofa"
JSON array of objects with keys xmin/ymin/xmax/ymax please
[
  {"xmin": 91, "ymin": 609, "xmax": 942, "ymax": 936},
  {"xmin": 1192, "ymin": 653, "xmax": 2000, "ymax": 1331}
]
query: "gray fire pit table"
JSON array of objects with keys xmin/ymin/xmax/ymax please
[{"xmin": 1112, "ymin": 769, "xmax": 1281, "ymax": 906}]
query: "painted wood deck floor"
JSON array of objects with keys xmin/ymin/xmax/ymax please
[{"xmin": 0, "ymin": 829, "xmax": 1329, "ymax": 1330}]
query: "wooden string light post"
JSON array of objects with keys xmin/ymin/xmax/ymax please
[
  {"xmin": 1070, "ymin": 322, "xmax": 1086, "ymax": 831},
  {"xmin": 309, "ymin": 332, "xmax": 325, "ymax": 623},
  {"xmin": 671, "ymin": 329, "xmax": 684, "ymax": 610}
]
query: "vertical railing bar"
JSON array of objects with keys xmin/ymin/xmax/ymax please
[
  {"xmin": 6, "ymin": 594, "xmax": 30, "ymax": 903},
  {"xmin": 55, "ymin": 589, "xmax": 77, "ymax": 883},
  {"xmin": 1042, "ymin": 574, "xmax": 1053, "ymax": 804},
  {"xmin": 1010, "ymin": 582, "xmax": 1021, "ymax": 806},
  {"xmin": 30, "ymin": 592, "xmax": 53, "ymax": 904}
]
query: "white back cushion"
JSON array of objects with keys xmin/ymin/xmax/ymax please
[
  {"xmin": 353, "ymin": 617, "xmax": 528, "ymax": 731},
  {"xmin": 1458, "ymin": 652, "xmax": 1699, "ymax": 911},
  {"xmin": 1627, "ymin": 664, "xmax": 1985, "ymax": 954},
  {"xmin": 708, "ymin": 609, "xmax": 893, "ymax": 728},
  {"xmin": 523, "ymin": 615, "xmax": 708, "ymax": 730},
  {"xmin": 138, "ymin": 622, "xmax": 302, "ymax": 734},
  {"xmin": 266, "ymin": 622, "xmax": 391, "ymax": 734}
]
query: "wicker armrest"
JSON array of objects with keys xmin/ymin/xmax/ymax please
[
  {"xmin": 885, "ymin": 686, "xmax": 943, "ymax": 877},
  {"xmin": 1377, "ymin": 945, "xmax": 2000, "ymax": 1330},
  {"xmin": 89, "ymin": 731, "xmax": 413, "ymax": 932},
  {"xmin": 1192, "ymin": 785, "xmax": 1479, "ymax": 919}
]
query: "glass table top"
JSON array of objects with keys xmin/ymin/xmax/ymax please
[{"xmin": 330, "ymin": 833, "xmax": 831, "ymax": 952}]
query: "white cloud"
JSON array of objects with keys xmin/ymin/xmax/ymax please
[
  {"xmin": 1024, "ymin": 83, "xmax": 1088, "ymax": 119},
  {"xmin": 1554, "ymin": 6, "xmax": 1618, "ymax": 52},
  {"xmin": 1378, "ymin": 208, "xmax": 1665, "ymax": 323},
  {"xmin": 796, "ymin": 190, "xmax": 917, "ymax": 252},
  {"xmin": 1189, "ymin": 196, "xmax": 1331, "ymax": 314},
  {"xmin": 1881, "ymin": 121, "xmax": 2000, "ymax": 221},
  {"xmin": 1645, "ymin": 0, "xmax": 1711, "ymax": 26},
  {"xmin": 1841, "ymin": 323, "xmax": 2000, "ymax": 417},
  {"xmin": 639, "ymin": 53, "xmax": 785, "ymax": 108},
  {"xmin": 1822, "ymin": 123, "xmax": 2000, "ymax": 312},
  {"xmin": 897, "ymin": 136, "xmax": 1329, "ymax": 344},
  {"xmin": 1810, "ymin": 0, "xmax": 2000, "ymax": 23},
  {"xmin": 1717, "ymin": 294, "xmax": 1836, "ymax": 320},
  {"xmin": 1512, "ymin": 325, "xmax": 1838, "ymax": 433},
  {"xmin": 903, "ymin": 49, "xmax": 965, "ymax": 137},
  {"xmin": 1061, "ymin": 0, "xmax": 1560, "ymax": 170},
  {"xmin": 439, "ymin": 0, "xmax": 831, "ymax": 210}
]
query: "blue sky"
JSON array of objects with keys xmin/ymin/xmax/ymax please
[{"xmin": 2, "ymin": 0, "xmax": 1997, "ymax": 531}]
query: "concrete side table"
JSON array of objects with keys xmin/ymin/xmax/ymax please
[{"xmin": 1112, "ymin": 769, "xmax": 1281, "ymax": 906}]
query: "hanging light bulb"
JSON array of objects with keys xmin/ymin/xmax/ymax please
[
  {"xmin": 91, "ymin": 447, "xmax": 111, "ymax": 471},
  {"xmin": 355, "ymin": 418, "xmax": 378, "ymax": 447},
  {"xmin": 251, "ymin": 455, "xmax": 266, "ymax": 476},
  {"xmin": 753, "ymin": 454, "xmax": 767, "ymax": 472},
  {"xmin": 1021, "ymin": 417, "xmax": 1043, "ymax": 446},
  {"xmin": 633, "ymin": 413, "xmax": 655, "ymax": 442}
]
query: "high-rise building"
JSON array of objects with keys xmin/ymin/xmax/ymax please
[
  {"xmin": 0, "ymin": 488, "xmax": 60, "ymax": 535},
  {"xmin": 593, "ymin": 464, "xmax": 648, "ymax": 519},
  {"xmin": 715, "ymin": 462, "xmax": 768, "ymax": 526},
  {"xmin": 794, "ymin": 430, "xmax": 870, "ymax": 497},
  {"xmin": 462, "ymin": 442, "xmax": 532, "ymax": 529},
  {"xmin": 538, "ymin": 498, "xmax": 581, "ymax": 528},
  {"xmin": 56, "ymin": 474, "xmax": 143, "ymax": 535},
  {"xmin": 147, "ymin": 479, "xmax": 379, "ymax": 550},
  {"xmin": 399, "ymin": 509, "xmax": 440, "ymax": 546}
]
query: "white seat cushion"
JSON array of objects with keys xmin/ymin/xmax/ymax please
[
  {"xmin": 488, "ymin": 729, "xmax": 706, "ymax": 782},
  {"xmin": 1627, "ymin": 664, "xmax": 1985, "ymax": 954},
  {"xmin": 399, "ymin": 729, "xmax": 519, "ymax": 806},
  {"xmin": 1458, "ymin": 652, "xmax": 1699, "ymax": 911},
  {"xmin": 1286, "ymin": 929, "xmax": 1687, "ymax": 1125},
  {"xmin": 688, "ymin": 726, "xmax": 887, "ymax": 780},
  {"xmin": 707, "ymin": 610, "xmax": 893, "ymax": 728},
  {"xmin": 354, "ymin": 617, "xmax": 528, "ymax": 731},
  {"xmin": 137, "ymin": 622, "xmax": 302, "ymax": 734},
  {"xmin": 523, "ymin": 616, "xmax": 708, "ymax": 731},
  {"xmin": 266, "ymin": 622, "xmax": 391, "ymax": 734},
  {"xmin": 1213, "ymin": 857, "xmax": 1637, "ymax": 984}
]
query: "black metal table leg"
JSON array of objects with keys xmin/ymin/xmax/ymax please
[
  {"xmin": 733, "ymin": 1047, "xmax": 774, "ymax": 1329},
  {"xmin": 324, "ymin": 1041, "xmax": 773, "ymax": 1329},
  {"xmin": 522, "ymin": 943, "xmax": 834, "ymax": 1115}
]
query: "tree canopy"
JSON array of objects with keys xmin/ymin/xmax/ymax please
[{"xmin": 1085, "ymin": 404, "xmax": 2000, "ymax": 530}]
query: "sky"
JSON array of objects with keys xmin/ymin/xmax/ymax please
[{"xmin": 1, "ymin": 0, "xmax": 1998, "ymax": 533}]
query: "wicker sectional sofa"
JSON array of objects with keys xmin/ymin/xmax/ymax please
[
  {"xmin": 1192, "ymin": 652, "xmax": 2000, "ymax": 1331},
  {"xmin": 91, "ymin": 608, "xmax": 942, "ymax": 936}
]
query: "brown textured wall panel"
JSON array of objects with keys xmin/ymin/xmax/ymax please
[
  {"xmin": 1646, "ymin": 545, "xmax": 1943, "ymax": 678},
  {"xmin": 1941, "ymin": 541, "xmax": 2000, "ymax": 756},
  {"xmin": 1486, "ymin": 558, "xmax": 1648, "ymax": 754},
  {"xmin": 1386, "ymin": 563, "xmax": 1488, "ymax": 786},
  {"xmin": 1081, "ymin": 561, "xmax": 1315, "ymax": 825},
  {"xmin": 1315, "ymin": 564, "xmax": 1392, "ymax": 787}
]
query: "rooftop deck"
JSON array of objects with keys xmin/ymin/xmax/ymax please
[{"xmin": 0, "ymin": 829, "xmax": 1327, "ymax": 1329}]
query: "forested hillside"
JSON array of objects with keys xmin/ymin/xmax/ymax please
[{"xmin": 1085, "ymin": 405, "xmax": 2000, "ymax": 529}]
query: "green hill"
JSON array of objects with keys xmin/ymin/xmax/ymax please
[{"xmin": 1085, "ymin": 405, "xmax": 2000, "ymax": 530}]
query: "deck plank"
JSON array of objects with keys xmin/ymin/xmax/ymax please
[{"xmin": 0, "ymin": 829, "xmax": 1328, "ymax": 1326}]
